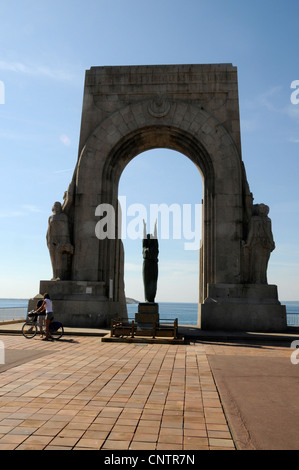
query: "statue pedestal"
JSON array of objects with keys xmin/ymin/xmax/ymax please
[
  {"xmin": 28, "ymin": 280, "xmax": 127, "ymax": 328},
  {"xmin": 198, "ymin": 283, "xmax": 287, "ymax": 332},
  {"xmin": 135, "ymin": 303, "xmax": 159, "ymax": 328}
]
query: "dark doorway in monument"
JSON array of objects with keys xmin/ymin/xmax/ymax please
[{"xmin": 118, "ymin": 148, "xmax": 204, "ymax": 324}]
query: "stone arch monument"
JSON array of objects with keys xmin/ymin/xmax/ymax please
[{"xmin": 30, "ymin": 64, "xmax": 287, "ymax": 331}]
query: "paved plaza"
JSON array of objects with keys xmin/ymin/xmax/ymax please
[{"xmin": 0, "ymin": 331, "xmax": 297, "ymax": 450}]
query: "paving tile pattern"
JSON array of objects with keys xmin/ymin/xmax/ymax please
[{"xmin": 0, "ymin": 335, "xmax": 234, "ymax": 450}]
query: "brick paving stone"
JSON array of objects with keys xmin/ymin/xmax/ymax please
[
  {"xmin": 22, "ymin": 435, "xmax": 55, "ymax": 447},
  {"xmin": 156, "ymin": 443, "xmax": 183, "ymax": 450},
  {"xmin": 45, "ymin": 445, "xmax": 73, "ymax": 450},
  {"xmin": 0, "ymin": 418, "xmax": 24, "ymax": 427},
  {"xmin": 0, "ymin": 334, "xmax": 240, "ymax": 450},
  {"xmin": 159, "ymin": 427, "xmax": 183, "ymax": 437},
  {"xmin": 129, "ymin": 441, "xmax": 156, "ymax": 450},
  {"xmin": 136, "ymin": 421, "xmax": 160, "ymax": 431},
  {"xmin": 209, "ymin": 438, "xmax": 235, "ymax": 449},
  {"xmin": 17, "ymin": 443, "xmax": 46, "ymax": 450},
  {"xmin": 108, "ymin": 431, "xmax": 135, "ymax": 441},
  {"xmin": 19, "ymin": 419, "xmax": 46, "ymax": 428},
  {"xmin": 132, "ymin": 431, "xmax": 159, "ymax": 443},
  {"xmin": 0, "ymin": 425, "xmax": 15, "ymax": 433},
  {"xmin": 0, "ymin": 443, "xmax": 16, "ymax": 450},
  {"xmin": 0, "ymin": 433, "xmax": 28, "ymax": 445},
  {"xmin": 75, "ymin": 437, "xmax": 104, "ymax": 449},
  {"xmin": 35, "ymin": 427, "xmax": 67, "ymax": 437},
  {"xmin": 158, "ymin": 434, "xmax": 183, "ymax": 445},
  {"xmin": 115, "ymin": 418, "xmax": 139, "ymax": 427},
  {"xmin": 102, "ymin": 439, "xmax": 131, "ymax": 450},
  {"xmin": 112, "ymin": 424, "xmax": 137, "ymax": 433},
  {"xmin": 184, "ymin": 428, "xmax": 207, "ymax": 438},
  {"xmin": 50, "ymin": 435, "xmax": 81, "ymax": 447},
  {"xmin": 208, "ymin": 429, "xmax": 232, "ymax": 439},
  {"xmin": 10, "ymin": 426, "xmax": 39, "ymax": 435}
]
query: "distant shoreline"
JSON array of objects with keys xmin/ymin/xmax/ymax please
[
  {"xmin": 1, "ymin": 297, "xmax": 299, "ymax": 304},
  {"xmin": 126, "ymin": 297, "xmax": 139, "ymax": 304}
]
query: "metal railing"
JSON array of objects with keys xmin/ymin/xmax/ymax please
[
  {"xmin": 287, "ymin": 313, "xmax": 299, "ymax": 327},
  {"xmin": 0, "ymin": 307, "xmax": 27, "ymax": 323}
]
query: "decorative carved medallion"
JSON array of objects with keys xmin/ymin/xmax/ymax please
[{"xmin": 148, "ymin": 94, "xmax": 171, "ymax": 118}]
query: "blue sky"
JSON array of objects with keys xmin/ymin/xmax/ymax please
[{"xmin": 0, "ymin": 0, "xmax": 298, "ymax": 302}]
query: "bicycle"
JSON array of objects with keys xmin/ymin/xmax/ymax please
[{"xmin": 22, "ymin": 311, "xmax": 64, "ymax": 340}]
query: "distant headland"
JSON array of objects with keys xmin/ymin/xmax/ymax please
[{"xmin": 126, "ymin": 297, "xmax": 139, "ymax": 304}]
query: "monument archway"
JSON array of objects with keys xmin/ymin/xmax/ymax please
[
  {"xmin": 118, "ymin": 148, "xmax": 203, "ymax": 303},
  {"xmin": 32, "ymin": 64, "xmax": 287, "ymax": 332}
]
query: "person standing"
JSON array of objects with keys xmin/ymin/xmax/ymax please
[
  {"xmin": 35, "ymin": 293, "xmax": 54, "ymax": 341},
  {"xmin": 36, "ymin": 299, "xmax": 45, "ymax": 338}
]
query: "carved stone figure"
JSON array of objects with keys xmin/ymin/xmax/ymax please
[
  {"xmin": 243, "ymin": 204, "xmax": 275, "ymax": 284},
  {"xmin": 62, "ymin": 179, "xmax": 75, "ymax": 214},
  {"xmin": 142, "ymin": 220, "xmax": 159, "ymax": 302},
  {"xmin": 47, "ymin": 202, "xmax": 74, "ymax": 280}
]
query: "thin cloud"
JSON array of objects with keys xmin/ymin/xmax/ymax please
[
  {"xmin": 244, "ymin": 86, "xmax": 299, "ymax": 142},
  {"xmin": 0, "ymin": 205, "xmax": 42, "ymax": 218},
  {"xmin": 0, "ymin": 60, "xmax": 74, "ymax": 82},
  {"xmin": 243, "ymin": 86, "xmax": 282, "ymax": 112},
  {"xmin": 21, "ymin": 204, "xmax": 42, "ymax": 213},
  {"xmin": 284, "ymin": 103, "xmax": 299, "ymax": 122},
  {"xmin": 124, "ymin": 263, "xmax": 141, "ymax": 272},
  {"xmin": 0, "ymin": 210, "xmax": 24, "ymax": 218},
  {"xmin": 60, "ymin": 134, "xmax": 71, "ymax": 146},
  {"xmin": 258, "ymin": 86, "xmax": 282, "ymax": 111},
  {"xmin": 0, "ymin": 130, "xmax": 42, "ymax": 142}
]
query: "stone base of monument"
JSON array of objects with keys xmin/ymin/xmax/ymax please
[
  {"xmin": 135, "ymin": 303, "xmax": 159, "ymax": 330},
  {"xmin": 199, "ymin": 283, "xmax": 287, "ymax": 332},
  {"xmin": 28, "ymin": 280, "xmax": 127, "ymax": 328}
]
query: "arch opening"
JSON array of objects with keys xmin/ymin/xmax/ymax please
[
  {"xmin": 103, "ymin": 125, "xmax": 215, "ymax": 198},
  {"xmin": 118, "ymin": 148, "xmax": 204, "ymax": 320},
  {"xmin": 98, "ymin": 124, "xmax": 215, "ymax": 310}
]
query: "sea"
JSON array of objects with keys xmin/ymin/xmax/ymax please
[
  {"xmin": 129, "ymin": 301, "xmax": 299, "ymax": 326},
  {"xmin": 1, "ymin": 298, "xmax": 299, "ymax": 327}
]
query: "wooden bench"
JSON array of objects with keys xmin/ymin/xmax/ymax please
[{"xmin": 110, "ymin": 318, "xmax": 178, "ymax": 339}]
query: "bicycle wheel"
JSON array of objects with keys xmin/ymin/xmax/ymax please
[
  {"xmin": 49, "ymin": 322, "xmax": 64, "ymax": 340},
  {"xmin": 22, "ymin": 322, "xmax": 38, "ymax": 339}
]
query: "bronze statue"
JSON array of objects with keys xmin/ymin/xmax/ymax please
[{"xmin": 142, "ymin": 220, "xmax": 158, "ymax": 302}]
